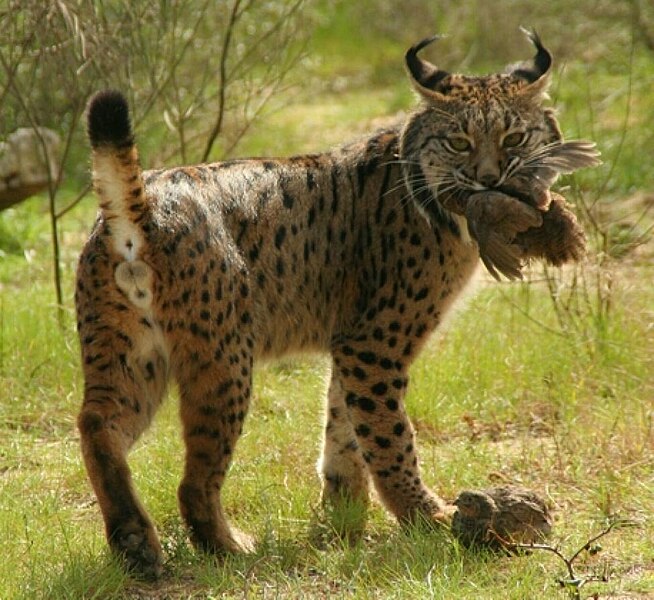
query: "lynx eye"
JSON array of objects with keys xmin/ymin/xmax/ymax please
[
  {"xmin": 502, "ymin": 131, "xmax": 526, "ymax": 148},
  {"xmin": 445, "ymin": 137, "xmax": 472, "ymax": 153}
]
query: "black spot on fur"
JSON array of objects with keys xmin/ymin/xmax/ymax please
[
  {"xmin": 355, "ymin": 424, "xmax": 371, "ymax": 437},
  {"xmin": 357, "ymin": 351, "xmax": 377, "ymax": 365},
  {"xmin": 357, "ymin": 396, "xmax": 376, "ymax": 412},
  {"xmin": 274, "ymin": 226, "xmax": 287, "ymax": 249},
  {"xmin": 282, "ymin": 190, "xmax": 294, "ymax": 209},
  {"xmin": 385, "ymin": 399, "xmax": 399, "ymax": 411},
  {"xmin": 375, "ymin": 436, "xmax": 391, "ymax": 449}
]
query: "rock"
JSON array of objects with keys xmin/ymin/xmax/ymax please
[{"xmin": 0, "ymin": 127, "xmax": 60, "ymax": 210}]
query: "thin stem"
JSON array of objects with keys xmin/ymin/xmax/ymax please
[
  {"xmin": 56, "ymin": 183, "xmax": 92, "ymax": 220},
  {"xmin": 502, "ymin": 520, "xmax": 621, "ymax": 598},
  {"xmin": 201, "ymin": 0, "xmax": 242, "ymax": 162}
]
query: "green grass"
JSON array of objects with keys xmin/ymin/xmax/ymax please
[
  {"xmin": 2, "ymin": 277, "xmax": 652, "ymax": 598},
  {"xmin": 2, "ymin": 3, "xmax": 654, "ymax": 598}
]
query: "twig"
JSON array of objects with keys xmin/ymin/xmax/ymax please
[
  {"xmin": 55, "ymin": 183, "xmax": 92, "ymax": 220},
  {"xmin": 201, "ymin": 0, "xmax": 243, "ymax": 162},
  {"xmin": 497, "ymin": 283, "xmax": 568, "ymax": 338},
  {"xmin": 588, "ymin": 33, "xmax": 635, "ymax": 214},
  {"xmin": 500, "ymin": 520, "xmax": 625, "ymax": 599},
  {"xmin": 627, "ymin": 0, "xmax": 654, "ymax": 52}
]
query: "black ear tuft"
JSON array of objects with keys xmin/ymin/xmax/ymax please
[
  {"xmin": 405, "ymin": 35, "xmax": 450, "ymax": 91},
  {"xmin": 512, "ymin": 27, "xmax": 552, "ymax": 84},
  {"xmin": 87, "ymin": 90, "xmax": 133, "ymax": 148}
]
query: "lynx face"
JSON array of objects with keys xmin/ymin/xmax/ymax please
[{"xmin": 400, "ymin": 32, "xmax": 563, "ymax": 221}]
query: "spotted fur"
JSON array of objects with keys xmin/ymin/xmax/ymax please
[{"xmin": 77, "ymin": 34, "xmax": 569, "ymax": 576}]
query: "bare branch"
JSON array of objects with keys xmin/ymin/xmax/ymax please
[
  {"xmin": 201, "ymin": 0, "xmax": 243, "ymax": 162},
  {"xmin": 2, "ymin": 0, "xmax": 313, "ymax": 310},
  {"xmin": 227, "ymin": 0, "xmax": 305, "ymax": 82},
  {"xmin": 501, "ymin": 520, "xmax": 628, "ymax": 599},
  {"xmin": 56, "ymin": 184, "xmax": 92, "ymax": 220},
  {"xmin": 627, "ymin": 0, "xmax": 654, "ymax": 52}
]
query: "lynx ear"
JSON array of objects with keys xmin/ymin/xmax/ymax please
[
  {"xmin": 405, "ymin": 36, "xmax": 450, "ymax": 100},
  {"xmin": 510, "ymin": 28, "xmax": 553, "ymax": 97}
]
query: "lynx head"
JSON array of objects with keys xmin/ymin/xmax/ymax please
[{"xmin": 399, "ymin": 29, "xmax": 565, "ymax": 223}]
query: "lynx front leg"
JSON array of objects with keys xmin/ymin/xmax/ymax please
[
  {"xmin": 176, "ymin": 351, "xmax": 254, "ymax": 555},
  {"xmin": 331, "ymin": 341, "xmax": 448, "ymax": 526},
  {"xmin": 319, "ymin": 363, "xmax": 370, "ymax": 506}
]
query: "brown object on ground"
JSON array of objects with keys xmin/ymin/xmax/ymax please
[{"xmin": 451, "ymin": 485, "xmax": 553, "ymax": 549}]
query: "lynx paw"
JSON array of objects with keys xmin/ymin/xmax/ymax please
[{"xmin": 109, "ymin": 522, "xmax": 164, "ymax": 579}]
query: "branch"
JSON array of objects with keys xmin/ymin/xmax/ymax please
[
  {"xmin": 496, "ymin": 282, "xmax": 568, "ymax": 338},
  {"xmin": 226, "ymin": 0, "xmax": 305, "ymax": 82},
  {"xmin": 501, "ymin": 520, "xmax": 628, "ymax": 598},
  {"xmin": 627, "ymin": 0, "xmax": 654, "ymax": 52},
  {"xmin": 56, "ymin": 184, "xmax": 92, "ymax": 220},
  {"xmin": 0, "ymin": 4, "xmax": 51, "ymax": 109},
  {"xmin": 201, "ymin": 0, "xmax": 243, "ymax": 162}
]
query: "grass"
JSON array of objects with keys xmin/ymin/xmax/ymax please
[
  {"xmin": 2, "ymin": 3, "xmax": 654, "ymax": 598},
  {"xmin": 2, "ymin": 275, "xmax": 652, "ymax": 599}
]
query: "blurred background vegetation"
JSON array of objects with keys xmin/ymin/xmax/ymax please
[
  {"xmin": 1, "ymin": 0, "xmax": 652, "ymax": 302},
  {"xmin": 1, "ymin": 1, "xmax": 652, "ymax": 422},
  {"xmin": 1, "ymin": 0, "xmax": 652, "ymax": 296}
]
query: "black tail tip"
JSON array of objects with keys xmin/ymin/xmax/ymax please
[{"xmin": 87, "ymin": 90, "xmax": 133, "ymax": 148}]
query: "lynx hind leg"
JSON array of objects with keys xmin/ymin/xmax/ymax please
[
  {"xmin": 77, "ymin": 262, "xmax": 169, "ymax": 577},
  {"xmin": 317, "ymin": 366, "xmax": 371, "ymax": 539},
  {"xmin": 319, "ymin": 365, "xmax": 370, "ymax": 506},
  {"xmin": 174, "ymin": 285, "xmax": 256, "ymax": 556}
]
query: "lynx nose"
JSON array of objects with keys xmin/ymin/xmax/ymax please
[
  {"xmin": 478, "ymin": 172, "xmax": 501, "ymax": 188},
  {"xmin": 476, "ymin": 156, "xmax": 501, "ymax": 188}
]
